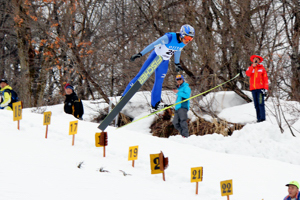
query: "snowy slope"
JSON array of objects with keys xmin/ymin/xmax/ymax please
[{"xmin": 1, "ymin": 91, "xmax": 300, "ymax": 200}]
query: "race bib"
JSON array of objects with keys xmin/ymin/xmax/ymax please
[{"xmin": 154, "ymin": 44, "xmax": 178, "ymax": 60}]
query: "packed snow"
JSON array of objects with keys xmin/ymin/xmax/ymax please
[{"xmin": 1, "ymin": 91, "xmax": 300, "ymax": 200}]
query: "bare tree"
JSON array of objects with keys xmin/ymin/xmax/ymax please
[{"xmin": 281, "ymin": 0, "xmax": 300, "ymax": 101}]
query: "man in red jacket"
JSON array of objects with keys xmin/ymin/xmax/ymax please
[{"xmin": 246, "ymin": 55, "xmax": 269, "ymax": 122}]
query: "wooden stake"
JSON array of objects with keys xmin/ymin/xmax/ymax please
[
  {"xmin": 45, "ymin": 125, "xmax": 48, "ymax": 138},
  {"xmin": 162, "ymin": 171, "xmax": 165, "ymax": 181},
  {"xmin": 227, "ymin": 195, "xmax": 230, "ymax": 200},
  {"xmin": 17, "ymin": 120, "xmax": 20, "ymax": 130},
  {"xmin": 72, "ymin": 135, "xmax": 75, "ymax": 146},
  {"xmin": 103, "ymin": 146, "xmax": 106, "ymax": 157},
  {"xmin": 132, "ymin": 160, "xmax": 135, "ymax": 167},
  {"xmin": 196, "ymin": 182, "xmax": 198, "ymax": 195}
]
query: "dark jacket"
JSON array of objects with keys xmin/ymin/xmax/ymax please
[{"xmin": 64, "ymin": 92, "xmax": 84, "ymax": 119}]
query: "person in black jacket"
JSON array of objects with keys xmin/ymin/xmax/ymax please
[{"xmin": 64, "ymin": 83, "xmax": 84, "ymax": 120}]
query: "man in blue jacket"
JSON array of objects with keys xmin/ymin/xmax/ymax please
[
  {"xmin": 125, "ymin": 24, "xmax": 195, "ymax": 110},
  {"xmin": 284, "ymin": 181, "xmax": 300, "ymax": 200},
  {"xmin": 172, "ymin": 75, "xmax": 191, "ymax": 138}
]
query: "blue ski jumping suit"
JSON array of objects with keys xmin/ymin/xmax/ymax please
[{"xmin": 123, "ymin": 32, "xmax": 186, "ymax": 108}]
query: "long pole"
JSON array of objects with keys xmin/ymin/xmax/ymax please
[
  {"xmin": 103, "ymin": 146, "xmax": 106, "ymax": 157},
  {"xmin": 72, "ymin": 135, "xmax": 75, "ymax": 146},
  {"xmin": 45, "ymin": 125, "xmax": 48, "ymax": 138}
]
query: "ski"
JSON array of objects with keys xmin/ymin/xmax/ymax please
[
  {"xmin": 118, "ymin": 73, "xmax": 240, "ymax": 129},
  {"xmin": 98, "ymin": 55, "xmax": 163, "ymax": 131}
]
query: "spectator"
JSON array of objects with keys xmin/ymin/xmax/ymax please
[
  {"xmin": 245, "ymin": 55, "xmax": 269, "ymax": 123},
  {"xmin": 284, "ymin": 181, "xmax": 300, "ymax": 200},
  {"xmin": 172, "ymin": 75, "xmax": 191, "ymax": 138},
  {"xmin": 0, "ymin": 79, "xmax": 12, "ymax": 111},
  {"xmin": 64, "ymin": 83, "xmax": 84, "ymax": 120}
]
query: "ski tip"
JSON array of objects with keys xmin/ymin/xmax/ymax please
[{"xmin": 97, "ymin": 124, "xmax": 105, "ymax": 131}]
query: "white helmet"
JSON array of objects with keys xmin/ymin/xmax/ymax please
[{"xmin": 180, "ymin": 24, "xmax": 195, "ymax": 38}]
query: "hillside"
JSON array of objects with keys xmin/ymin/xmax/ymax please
[{"xmin": 1, "ymin": 91, "xmax": 300, "ymax": 200}]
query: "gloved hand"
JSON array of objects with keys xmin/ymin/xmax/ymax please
[
  {"xmin": 239, "ymin": 69, "xmax": 244, "ymax": 78},
  {"xmin": 175, "ymin": 63, "xmax": 183, "ymax": 72},
  {"xmin": 261, "ymin": 89, "xmax": 267, "ymax": 96},
  {"xmin": 130, "ymin": 53, "xmax": 142, "ymax": 62}
]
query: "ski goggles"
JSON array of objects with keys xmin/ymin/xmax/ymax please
[{"xmin": 183, "ymin": 35, "xmax": 193, "ymax": 42}]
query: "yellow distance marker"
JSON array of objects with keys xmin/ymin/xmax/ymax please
[
  {"xmin": 150, "ymin": 154, "xmax": 163, "ymax": 174},
  {"xmin": 128, "ymin": 146, "xmax": 139, "ymax": 161},
  {"xmin": 95, "ymin": 132, "xmax": 108, "ymax": 157},
  {"xmin": 95, "ymin": 132, "xmax": 103, "ymax": 147},
  {"xmin": 191, "ymin": 167, "xmax": 203, "ymax": 195},
  {"xmin": 191, "ymin": 167, "xmax": 203, "ymax": 182},
  {"xmin": 13, "ymin": 101, "xmax": 22, "ymax": 130},
  {"xmin": 220, "ymin": 179, "xmax": 233, "ymax": 199},
  {"xmin": 128, "ymin": 146, "xmax": 139, "ymax": 167},
  {"xmin": 13, "ymin": 101, "xmax": 22, "ymax": 121},
  {"xmin": 69, "ymin": 120, "xmax": 78, "ymax": 135},
  {"xmin": 43, "ymin": 111, "xmax": 52, "ymax": 125},
  {"xmin": 43, "ymin": 111, "xmax": 52, "ymax": 138},
  {"xmin": 69, "ymin": 120, "xmax": 78, "ymax": 146}
]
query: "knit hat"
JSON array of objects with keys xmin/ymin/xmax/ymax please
[
  {"xmin": 64, "ymin": 83, "xmax": 74, "ymax": 90},
  {"xmin": 250, "ymin": 55, "xmax": 263, "ymax": 63},
  {"xmin": 176, "ymin": 74, "xmax": 184, "ymax": 81},
  {"xmin": 0, "ymin": 79, "xmax": 8, "ymax": 84},
  {"xmin": 286, "ymin": 181, "xmax": 299, "ymax": 189}
]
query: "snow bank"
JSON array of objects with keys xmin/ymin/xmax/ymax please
[{"xmin": 199, "ymin": 91, "xmax": 251, "ymax": 113}]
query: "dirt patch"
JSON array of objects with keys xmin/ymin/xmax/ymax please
[
  {"xmin": 150, "ymin": 109, "xmax": 244, "ymax": 138},
  {"xmin": 94, "ymin": 107, "xmax": 132, "ymax": 127}
]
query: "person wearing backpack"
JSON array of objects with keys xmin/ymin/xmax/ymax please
[
  {"xmin": 0, "ymin": 79, "xmax": 13, "ymax": 111},
  {"xmin": 64, "ymin": 83, "xmax": 84, "ymax": 120}
]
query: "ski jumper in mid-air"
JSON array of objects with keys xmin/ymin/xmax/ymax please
[{"xmin": 123, "ymin": 24, "xmax": 195, "ymax": 110}]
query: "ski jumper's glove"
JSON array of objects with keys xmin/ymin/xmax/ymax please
[
  {"xmin": 239, "ymin": 69, "xmax": 244, "ymax": 78},
  {"xmin": 261, "ymin": 89, "xmax": 267, "ymax": 96},
  {"xmin": 130, "ymin": 53, "xmax": 142, "ymax": 62},
  {"xmin": 175, "ymin": 63, "xmax": 183, "ymax": 72}
]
